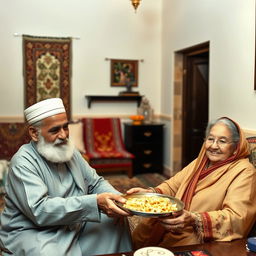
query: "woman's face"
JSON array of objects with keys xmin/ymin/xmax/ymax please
[{"xmin": 205, "ymin": 123, "xmax": 237, "ymax": 165}]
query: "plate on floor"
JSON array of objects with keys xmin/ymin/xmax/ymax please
[
  {"xmin": 134, "ymin": 246, "xmax": 174, "ymax": 256},
  {"xmin": 115, "ymin": 192, "xmax": 184, "ymax": 217}
]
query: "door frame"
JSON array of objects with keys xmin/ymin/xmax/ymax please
[{"xmin": 172, "ymin": 41, "xmax": 209, "ymax": 174}]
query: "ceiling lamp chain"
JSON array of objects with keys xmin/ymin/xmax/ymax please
[{"xmin": 130, "ymin": 0, "xmax": 141, "ymax": 12}]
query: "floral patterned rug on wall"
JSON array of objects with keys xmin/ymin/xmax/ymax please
[{"xmin": 23, "ymin": 35, "xmax": 72, "ymax": 119}]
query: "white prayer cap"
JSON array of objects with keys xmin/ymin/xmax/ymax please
[{"xmin": 24, "ymin": 98, "xmax": 66, "ymax": 125}]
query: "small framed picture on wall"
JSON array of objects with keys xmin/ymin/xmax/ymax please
[{"xmin": 110, "ymin": 59, "xmax": 138, "ymax": 87}]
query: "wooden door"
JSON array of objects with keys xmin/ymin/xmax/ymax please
[{"xmin": 182, "ymin": 45, "xmax": 209, "ymax": 167}]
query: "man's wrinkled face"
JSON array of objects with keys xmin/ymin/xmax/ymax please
[
  {"xmin": 40, "ymin": 113, "xmax": 69, "ymax": 144},
  {"xmin": 35, "ymin": 113, "xmax": 75, "ymax": 163}
]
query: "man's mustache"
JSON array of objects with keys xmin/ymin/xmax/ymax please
[{"xmin": 54, "ymin": 138, "xmax": 68, "ymax": 146}]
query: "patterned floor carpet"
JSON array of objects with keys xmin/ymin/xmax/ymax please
[{"xmin": 103, "ymin": 172, "xmax": 167, "ymax": 193}]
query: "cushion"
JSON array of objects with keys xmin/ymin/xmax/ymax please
[
  {"xmin": 0, "ymin": 160, "xmax": 9, "ymax": 180},
  {"xmin": 69, "ymin": 121, "xmax": 86, "ymax": 154},
  {"xmin": 246, "ymin": 137, "xmax": 256, "ymax": 168},
  {"xmin": 0, "ymin": 160, "xmax": 9, "ymax": 194}
]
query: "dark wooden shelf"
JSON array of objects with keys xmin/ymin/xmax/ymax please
[{"xmin": 85, "ymin": 95, "xmax": 143, "ymax": 108}]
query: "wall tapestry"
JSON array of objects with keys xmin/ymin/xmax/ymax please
[{"xmin": 23, "ymin": 35, "xmax": 72, "ymax": 119}]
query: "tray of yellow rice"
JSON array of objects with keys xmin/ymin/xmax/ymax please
[{"xmin": 115, "ymin": 192, "xmax": 184, "ymax": 217}]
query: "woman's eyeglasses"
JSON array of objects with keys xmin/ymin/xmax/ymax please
[{"xmin": 205, "ymin": 136, "xmax": 233, "ymax": 147}]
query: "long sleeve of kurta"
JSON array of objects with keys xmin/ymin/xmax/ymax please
[{"xmin": 3, "ymin": 142, "xmax": 118, "ymax": 228}]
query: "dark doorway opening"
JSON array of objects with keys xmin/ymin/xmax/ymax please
[{"xmin": 179, "ymin": 42, "xmax": 209, "ymax": 168}]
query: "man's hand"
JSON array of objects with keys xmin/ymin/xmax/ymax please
[{"xmin": 97, "ymin": 193, "xmax": 131, "ymax": 217}]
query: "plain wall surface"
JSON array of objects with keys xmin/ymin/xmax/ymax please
[{"xmin": 0, "ymin": 0, "xmax": 161, "ymax": 117}]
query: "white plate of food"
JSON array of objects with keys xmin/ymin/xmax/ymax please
[
  {"xmin": 134, "ymin": 246, "xmax": 174, "ymax": 256},
  {"xmin": 115, "ymin": 192, "xmax": 184, "ymax": 217}
]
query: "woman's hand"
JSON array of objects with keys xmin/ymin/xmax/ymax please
[
  {"xmin": 97, "ymin": 193, "xmax": 130, "ymax": 217},
  {"xmin": 126, "ymin": 187, "xmax": 153, "ymax": 194},
  {"xmin": 158, "ymin": 210, "xmax": 196, "ymax": 233}
]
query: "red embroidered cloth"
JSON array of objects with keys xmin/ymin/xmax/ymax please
[{"xmin": 82, "ymin": 118, "xmax": 134, "ymax": 160}]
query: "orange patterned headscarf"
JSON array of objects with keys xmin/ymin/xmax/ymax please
[{"xmin": 181, "ymin": 117, "xmax": 250, "ymax": 209}]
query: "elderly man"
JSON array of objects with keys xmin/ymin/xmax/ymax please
[{"xmin": 0, "ymin": 98, "xmax": 132, "ymax": 256}]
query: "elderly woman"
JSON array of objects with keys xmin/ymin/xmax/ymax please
[{"xmin": 128, "ymin": 117, "xmax": 256, "ymax": 248}]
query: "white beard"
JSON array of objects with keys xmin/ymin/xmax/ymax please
[{"xmin": 36, "ymin": 134, "xmax": 75, "ymax": 163}]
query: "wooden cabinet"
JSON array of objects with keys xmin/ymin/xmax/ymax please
[{"xmin": 124, "ymin": 123, "xmax": 164, "ymax": 174}]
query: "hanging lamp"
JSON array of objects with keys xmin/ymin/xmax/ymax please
[{"xmin": 130, "ymin": 0, "xmax": 141, "ymax": 12}]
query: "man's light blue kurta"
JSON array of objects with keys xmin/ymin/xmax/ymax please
[{"xmin": 0, "ymin": 142, "xmax": 132, "ymax": 255}]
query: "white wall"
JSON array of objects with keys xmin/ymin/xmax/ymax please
[
  {"xmin": 0, "ymin": 0, "xmax": 162, "ymax": 117},
  {"xmin": 162, "ymin": 0, "xmax": 256, "ymax": 131}
]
